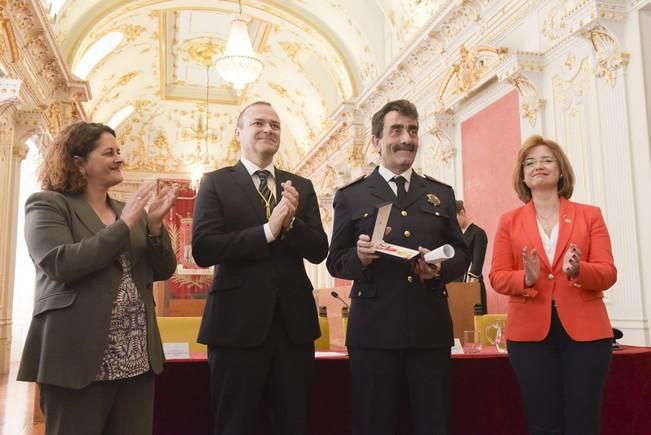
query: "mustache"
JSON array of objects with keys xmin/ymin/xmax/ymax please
[{"xmin": 391, "ymin": 143, "xmax": 415, "ymax": 152}]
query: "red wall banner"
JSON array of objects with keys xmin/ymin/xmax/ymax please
[{"xmin": 460, "ymin": 90, "xmax": 523, "ymax": 313}]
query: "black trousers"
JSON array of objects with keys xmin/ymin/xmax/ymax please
[
  {"xmin": 207, "ymin": 308, "xmax": 315, "ymax": 435},
  {"xmin": 348, "ymin": 346, "xmax": 451, "ymax": 435},
  {"xmin": 507, "ymin": 307, "xmax": 612, "ymax": 435},
  {"xmin": 39, "ymin": 371, "xmax": 154, "ymax": 435}
]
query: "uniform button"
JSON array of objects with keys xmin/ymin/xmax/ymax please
[
  {"xmin": 357, "ymin": 291, "xmax": 362, "ymax": 296},
  {"xmin": 401, "ymin": 210, "xmax": 408, "ymax": 216},
  {"xmin": 363, "ymin": 213, "xmax": 369, "ymax": 218},
  {"xmin": 407, "ymin": 276, "xmax": 414, "ymax": 284},
  {"xmin": 404, "ymin": 230, "xmax": 411, "ymax": 238},
  {"xmin": 548, "ymin": 273, "xmax": 554, "ymax": 280},
  {"xmin": 435, "ymin": 212, "xmax": 440, "ymax": 216}
]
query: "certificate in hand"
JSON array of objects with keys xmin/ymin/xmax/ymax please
[{"xmin": 365, "ymin": 203, "xmax": 455, "ymax": 263}]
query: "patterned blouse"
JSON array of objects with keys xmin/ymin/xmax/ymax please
[{"xmin": 96, "ymin": 251, "xmax": 150, "ymax": 381}]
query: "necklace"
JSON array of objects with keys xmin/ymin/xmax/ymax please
[{"xmin": 536, "ymin": 210, "xmax": 558, "ymax": 235}]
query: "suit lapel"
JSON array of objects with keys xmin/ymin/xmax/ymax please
[
  {"xmin": 552, "ymin": 197, "xmax": 575, "ymax": 271},
  {"xmin": 521, "ymin": 201, "xmax": 551, "ymax": 272},
  {"xmin": 366, "ymin": 168, "xmax": 397, "ymax": 204},
  {"xmin": 67, "ymin": 194, "xmax": 107, "ymax": 235},
  {"xmin": 233, "ymin": 161, "xmax": 267, "ymax": 223},
  {"xmin": 402, "ymin": 172, "xmax": 425, "ymax": 209}
]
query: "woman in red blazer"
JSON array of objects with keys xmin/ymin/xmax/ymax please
[{"xmin": 490, "ymin": 135, "xmax": 617, "ymax": 435}]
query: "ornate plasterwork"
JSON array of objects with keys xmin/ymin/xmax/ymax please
[
  {"xmin": 0, "ymin": 0, "xmax": 89, "ymax": 126},
  {"xmin": 581, "ymin": 22, "xmax": 629, "ymax": 87},
  {"xmin": 0, "ymin": 16, "xmax": 20, "ymax": 62},
  {"xmin": 423, "ymin": 111, "xmax": 456, "ymax": 168},
  {"xmin": 495, "ymin": 51, "xmax": 546, "ymax": 126},
  {"xmin": 437, "ymin": 44, "xmax": 508, "ymax": 111}
]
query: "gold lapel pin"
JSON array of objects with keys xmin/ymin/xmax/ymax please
[
  {"xmin": 426, "ymin": 193, "xmax": 440, "ymax": 206},
  {"xmin": 563, "ymin": 215, "xmax": 572, "ymax": 223}
]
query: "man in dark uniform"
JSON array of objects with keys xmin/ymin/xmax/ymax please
[
  {"xmin": 326, "ymin": 99, "xmax": 469, "ymax": 435},
  {"xmin": 192, "ymin": 101, "xmax": 328, "ymax": 435},
  {"xmin": 454, "ymin": 200, "xmax": 489, "ymax": 314}
]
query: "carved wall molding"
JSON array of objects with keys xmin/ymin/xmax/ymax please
[
  {"xmin": 437, "ymin": 44, "xmax": 508, "ymax": 111},
  {"xmin": 0, "ymin": 16, "xmax": 20, "ymax": 62},
  {"xmin": 541, "ymin": 1, "xmax": 628, "ymax": 87},
  {"xmin": 581, "ymin": 22, "xmax": 629, "ymax": 87},
  {"xmin": 0, "ymin": 0, "xmax": 89, "ymax": 116},
  {"xmin": 495, "ymin": 51, "xmax": 546, "ymax": 126}
]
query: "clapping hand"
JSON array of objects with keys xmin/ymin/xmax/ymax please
[
  {"xmin": 147, "ymin": 184, "xmax": 179, "ymax": 236},
  {"xmin": 121, "ymin": 181, "xmax": 156, "ymax": 229},
  {"xmin": 280, "ymin": 180, "xmax": 299, "ymax": 228},
  {"xmin": 562, "ymin": 243, "xmax": 582, "ymax": 279},
  {"xmin": 522, "ymin": 246, "xmax": 540, "ymax": 287}
]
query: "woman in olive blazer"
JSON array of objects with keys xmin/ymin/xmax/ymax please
[{"xmin": 17, "ymin": 122, "xmax": 177, "ymax": 435}]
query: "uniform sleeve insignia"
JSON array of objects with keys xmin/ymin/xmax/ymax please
[{"xmin": 426, "ymin": 193, "xmax": 441, "ymax": 206}]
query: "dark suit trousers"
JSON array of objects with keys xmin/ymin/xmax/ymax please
[
  {"xmin": 348, "ymin": 346, "xmax": 451, "ymax": 435},
  {"xmin": 507, "ymin": 306, "xmax": 612, "ymax": 435},
  {"xmin": 207, "ymin": 306, "xmax": 315, "ymax": 435},
  {"xmin": 39, "ymin": 371, "xmax": 154, "ymax": 435}
]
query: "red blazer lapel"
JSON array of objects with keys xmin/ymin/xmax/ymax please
[
  {"xmin": 552, "ymin": 197, "xmax": 575, "ymax": 272},
  {"xmin": 521, "ymin": 201, "xmax": 552, "ymax": 272}
]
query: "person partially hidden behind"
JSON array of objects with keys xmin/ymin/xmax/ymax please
[
  {"xmin": 490, "ymin": 134, "xmax": 617, "ymax": 435},
  {"xmin": 192, "ymin": 101, "xmax": 328, "ymax": 435},
  {"xmin": 327, "ymin": 99, "xmax": 469, "ymax": 435},
  {"xmin": 18, "ymin": 121, "xmax": 178, "ymax": 435},
  {"xmin": 454, "ymin": 200, "xmax": 488, "ymax": 314}
]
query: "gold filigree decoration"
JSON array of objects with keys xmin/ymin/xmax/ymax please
[
  {"xmin": 122, "ymin": 24, "xmax": 146, "ymax": 42},
  {"xmin": 116, "ymin": 72, "xmax": 137, "ymax": 87},
  {"xmin": 507, "ymin": 73, "xmax": 545, "ymax": 126},
  {"xmin": 1, "ymin": 18, "xmax": 20, "ymax": 62},
  {"xmin": 179, "ymin": 37, "xmax": 224, "ymax": 67},
  {"xmin": 438, "ymin": 45, "xmax": 508, "ymax": 108},
  {"xmin": 582, "ymin": 23, "xmax": 629, "ymax": 87}
]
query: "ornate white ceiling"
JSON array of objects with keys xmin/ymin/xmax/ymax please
[{"xmin": 47, "ymin": 0, "xmax": 447, "ymax": 173}]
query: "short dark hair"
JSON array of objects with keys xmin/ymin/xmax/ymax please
[
  {"xmin": 39, "ymin": 121, "xmax": 116, "ymax": 194},
  {"xmin": 455, "ymin": 200, "xmax": 465, "ymax": 214},
  {"xmin": 371, "ymin": 99, "xmax": 419, "ymax": 139},
  {"xmin": 512, "ymin": 134, "xmax": 575, "ymax": 202},
  {"xmin": 236, "ymin": 101, "xmax": 273, "ymax": 128}
]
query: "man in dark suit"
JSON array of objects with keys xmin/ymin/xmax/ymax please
[
  {"xmin": 192, "ymin": 101, "xmax": 328, "ymax": 435},
  {"xmin": 454, "ymin": 200, "xmax": 489, "ymax": 313},
  {"xmin": 326, "ymin": 100, "xmax": 469, "ymax": 435}
]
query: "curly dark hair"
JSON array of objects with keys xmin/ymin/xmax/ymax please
[{"xmin": 39, "ymin": 122, "xmax": 116, "ymax": 194}]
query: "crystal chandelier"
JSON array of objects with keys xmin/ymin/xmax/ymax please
[{"xmin": 215, "ymin": 1, "xmax": 263, "ymax": 91}]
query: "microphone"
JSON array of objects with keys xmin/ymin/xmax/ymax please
[{"xmin": 330, "ymin": 290, "xmax": 350, "ymax": 308}]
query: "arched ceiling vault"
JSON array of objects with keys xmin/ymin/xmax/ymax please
[{"xmin": 46, "ymin": 0, "xmax": 445, "ymax": 173}]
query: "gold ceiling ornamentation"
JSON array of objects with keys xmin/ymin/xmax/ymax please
[
  {"xmin": 122, "ymin": 24, "xmax": 146, "ymax": 42},
  {"xmin": 581, "ymin": 22, "xmax": 629, "ymax": 87},
  {"xmin": 116, "ymin": 71, "xmax": 137, "ymax": 86},
  {"xmin": 0, "ymin": 17, "xmax": 20, "ymax": 62},
  {"xmin": 179, "ymin": 37, "xmax": 224, "ymax": 68}
]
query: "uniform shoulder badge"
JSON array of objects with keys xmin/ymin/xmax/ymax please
[
  {"xmin": 338, "ymin": 174, "xmax": 366, "ymax": 190},
  {"xmin": 423, "ymin": 173, "xmax": 452, "ymax": 188}
]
